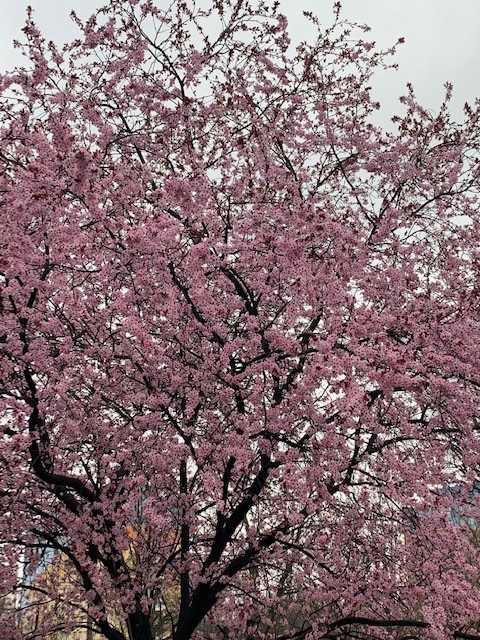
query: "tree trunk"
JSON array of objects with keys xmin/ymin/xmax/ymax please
[
  {"xmin": 174, "ymin": 583, "xmax": 218, "ymax": 640},
  {"xmin": 127, "ymin": 609, "xmax": 154, "ymax": 640}
]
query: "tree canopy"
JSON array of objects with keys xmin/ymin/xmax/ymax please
[{"xmin": 2, "ymin": 1, "xmax": 480, "ymax": 639}]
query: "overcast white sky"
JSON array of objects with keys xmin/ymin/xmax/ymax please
[{"xmin": 1, "ymin": 1, "xmax": 479, "ymax": 124}]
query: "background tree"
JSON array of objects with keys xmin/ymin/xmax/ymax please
[{"xmin": 2, "ymin": 1, "xmax": 480, "ymax": 639}]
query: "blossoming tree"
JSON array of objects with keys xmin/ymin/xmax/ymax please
[{"xmin": 2, "ymin": 1, "xmax": 480, "ymax": 639}]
